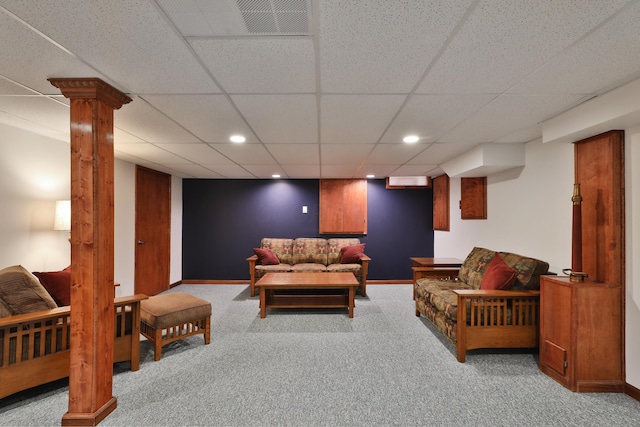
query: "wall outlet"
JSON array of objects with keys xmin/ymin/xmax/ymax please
[{"xmin": 302, "ymin": 205, "xmax": 308, "ymax": 214}]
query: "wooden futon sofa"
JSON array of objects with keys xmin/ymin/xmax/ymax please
[
  {"xmin": 0, "ymin": 265, "xmax": 146, "ymax": 399},
  {"xmin": 414, "ymin": 247, "xmax": 550, "ymax": 362}
]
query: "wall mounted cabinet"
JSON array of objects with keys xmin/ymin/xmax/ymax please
[
  {"xmin": 460, "ymin": 177, "xmax": 487, "ymax": 219},
  {"xmin": 319, "ymin": 179, "xmax": 367, "ymax": 234},
  {"xmin": 432, "ymin": 174, "xmax": 449, "ymax": 231}
]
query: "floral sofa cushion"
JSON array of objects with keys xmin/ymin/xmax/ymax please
[
  {"xmin": 292, "ymin": 238, "xmax": 328, "ymax": 265},
  {"xmin": 259, "ymin": 238, "xmax": 294, "ymax": 265}
]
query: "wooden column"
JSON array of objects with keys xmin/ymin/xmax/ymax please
[{"xmin": 49, "ymin": 78, "xmax": 131, "ymax": 426}]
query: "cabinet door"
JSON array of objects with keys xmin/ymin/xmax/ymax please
[
  {"xmin": 540, "ymin": 277, "xmax": 572, "ymax": 383},
  {"xmin": 319, "ymin": 179, "xmax": 367, "ymax": 234},
  {"xmin": 460, "ymin": 177, "xmax": 487, "ymax": 219},
  {"xmin": 432, "ymin": 174, "xmax": 449, "ymax": 231}
]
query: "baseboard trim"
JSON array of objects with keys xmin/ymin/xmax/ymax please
[
  {"xmin": 178, "ymin": 279, "xmax": 413, "ymax": 285},
  {"xmin": 626, "ymin": 382, "xmax": 640, "ymax": 402}
]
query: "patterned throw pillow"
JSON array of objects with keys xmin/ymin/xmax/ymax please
[
  {"xmin": 340, "ymin": 244, "xmax": 366, "ymax": 264},
  {"xmin": 480, "ymin": 255, "xmax": 516, "ymax": 290},
  {"xmin": 253, "ymin": 248, "xmax": 280, "ymax": 265}
]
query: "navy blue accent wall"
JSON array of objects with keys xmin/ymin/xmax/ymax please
[{"xmin": 182, "ymin": 179, "xmax": 434, "ymax": 280}]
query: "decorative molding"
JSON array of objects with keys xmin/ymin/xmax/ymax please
[{"xmin": 48, "ymin": 77, "xmax": 132, "ymax": 110}]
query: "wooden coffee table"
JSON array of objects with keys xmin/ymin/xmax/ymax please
[{"xmin": 255, "ymin": 272, "xmax": 359, "ymax": 318}]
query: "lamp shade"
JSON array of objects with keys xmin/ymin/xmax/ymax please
[{"xmin": 53, "ymin": 200, "xmax": 71, "ymax": 231}]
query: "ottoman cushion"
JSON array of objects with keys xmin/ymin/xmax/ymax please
[{"xmin": 141, "ymin": 292, "xmax": 211, "ymax": 329}]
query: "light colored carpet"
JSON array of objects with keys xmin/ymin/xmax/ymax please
[{"xmin": 1, "ymin": 284, "xmax": 639, "ymax": 426}]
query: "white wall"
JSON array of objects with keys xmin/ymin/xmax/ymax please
[
  {"xmin": 625, "ymin": 125, "xmax": 640, "ymax": 389},
  {"xmin": 0, "ymin": 122, "xmax": 183, "ymax": 297},
  {"xmin": 435, "ymin": 138, "xmax": 574, "ymax": 275}
]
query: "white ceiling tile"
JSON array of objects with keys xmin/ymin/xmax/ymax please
[
  {"xmin": 408, "ymin": 142, "xmax": 477, "ymax": 165},
  {"xmin": 0, "ymin": 76, "xmax": 39, "ymax": 95},
  {"xmin": 0, "ymin": 96, "xmax": 70, "ymax": 133},
  {"xmin": 320, "ymin": 164, "xmax": 361, "ymax": 178},
  {"xmin": 509, "ymin": 1, "xmax": 640, "ymax": 95},
  {"xmin": 417, "ymin": 0, "xmax": 632, "ymax": 94},
  {"xmin": 200, "ymin": 164, "xmax": 255, "ymax": 178},
  {"xmin": 0, "ymin": 0, "xmax": 219, "ymax": 94},
  {"xmin": 365, "ymin": 143, "xmax": 428, "ymax": 165},
  {"xmin": 321, "ymin": 144, "xmax": 373, "ymax": 164},
  {"xmin": 319, "ymin": 0, "xmax": 473, "ymax": 93},
  {"xmin": 321, "ymin": 95, "xmax": 406, "ymax": 144},
  {"xmin": 267, "ymin": 143, "xmax": 319, "ymax": 164},
  {"xmin": 156, "ymin": 143, "xmax": 236, "ymax": 165},
  {"xmin": 0, "ymin": 11, "xmax": 106, "ymax": 95},
  {"xmin": 391, "ymin": 164, "xmax": 440, "ymax": 177},
  {"xmin": 231, "ymin": 94, "xmax": 318, "ymax": 143},
  {"xmin": 163, "ymin": 163, "xmax": 225, "ymax": 179},
  {"xmin": 190, "ymin": 38, "xmax": 315, "ymax": 93},
  {"xmin": 209, "ymin": 142, "xmax": 277, "ymax": 165},
  {"xmin": 282, "ymin": 164, "xmax": 320, "ymax": 178},
  {"xmin": 114, "ymin": 98, "xmax": 200, "ymax": 143},
  {"xmin": 0, "ymin": 109, "xmax": 68, "ymax": 142},
  {"xmin": 142, "ymin": 94, "xmax": 255, "ymax": 143},
  {"xmin": 381, "ymin": 94, "xmax": 496, "ymax": 143},
  {"xmin": 439, "ymin": 94, "xmax": 585, "ymax": 144},
  {"xmin": 114, "ymin": 127, "xmax": 145, "ymax": 144},
  {"xmin": 114, "ymin": 143, "xmax": 193, "ymax": 165},
  {"xmin": 358, "ymin": 165, "xmax": 402, "ymax": 178},
  {"xmin": 243, "ymin": 164, "xmax": 286, "ymax": 178}
]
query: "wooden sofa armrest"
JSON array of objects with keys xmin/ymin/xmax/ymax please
[
  {"xmin": 247, "ymin": 255, "xmax": 258, "ymax": 297},
  {"xmin": 358, "ymin": 255, "xmax": 371, "ymax": 297},
  {"xmin": 114, "ymin": 293, "xmax": 148, "ymax": 306},
  {"xmin": 0, "ymin": 306, "xmax": 70, "ymax": 328},
  {"xmin": 453, "ymin": 289, "xmax": 540, "ymax": 362}
]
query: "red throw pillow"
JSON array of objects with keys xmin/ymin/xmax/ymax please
[
  {"xmin": 33, "ymin": 269, "xmax": 71, "ymax": 306},
  {"xmin": 480, "ymin": 255, "xmax": 516, "ymax": 290},
  {"xmin": 253, "ymin": 248, "xmax": 280, "ymax": 265},
  {"xmin": 340, "ymin": 244, "xmax": 366, "ymax": 264}
]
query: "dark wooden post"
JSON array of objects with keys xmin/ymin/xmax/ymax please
[{"xmin": 48, "ymin": 78, "xmax": 131, "ymax": 426}]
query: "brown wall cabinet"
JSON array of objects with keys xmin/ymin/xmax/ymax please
[
  {"xmin": 460, "ymin": 177, "xmax": 487, "ymax": 219},
  {"xmin": 319, "ymin": 179, "xmax": 367, "ymax": 234},
  {"xmin": 539, "ymin": 276, "xmax": 624, "ymax": 392},
  {"xmin": 432, "ymin": 174, "xmax": 450, "ymax": 231}
]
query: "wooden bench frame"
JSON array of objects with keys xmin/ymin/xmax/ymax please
[
  {"xmin": 453, "ymin": 289, "xmax": 540, "ymax": 362},
  {"xmin": 0, "ymin": 294, "xmax": 146, "ymax": 399}
]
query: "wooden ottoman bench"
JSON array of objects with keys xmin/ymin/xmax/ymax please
[{"xmin": 140, "ymin": 292, "xmax": 211, "ymax": 361}]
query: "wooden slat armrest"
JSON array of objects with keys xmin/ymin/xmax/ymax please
[
  {"xmin": 359, "ymin": 254, "xmax": 371, "ymax": 262},
  {"xmin": 0, "ymin": 307, "xmax": 70, "ymax": 327},
  {"xmin": 453, "ymin": 289, "xmax": 540, "ymax": 298},
  {"xmin": 0, "ymin": 295, "xmax": 147, "ymax": 328},
  {"xmin": 114, "ymin": 294, "xmax": 148, "ymax": 306},
  {"xmin": 246, "ymin": 255, "xmax": 258, "ymax": 262}
]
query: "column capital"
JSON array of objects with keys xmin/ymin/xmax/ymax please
[{"xmin": 49, "ymin": 77, "xmax": 132, "ymax": 110}]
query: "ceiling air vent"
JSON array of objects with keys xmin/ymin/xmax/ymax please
[
  {"xmin": 237, "ymin": 0, "xmax": 310, "ymax": 34},
  {"xmin": 386, "ymin": 176, "xmax": 432, "ymax": 189}
]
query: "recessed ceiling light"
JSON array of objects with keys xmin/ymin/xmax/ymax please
[
  {"xmin": 272, "ymin": 174, "xmax": 281, "ymax": 178},
  {"xmin": 403, "ymin": 135, "xmax": 419, "ymax": 143},
  {"xmin": 230, "ymin": 135, "xmax": 246, "ymax": 143},
  {"xmin": 366, "ymin": 174, "xmax": 375, "ymax": 178}
]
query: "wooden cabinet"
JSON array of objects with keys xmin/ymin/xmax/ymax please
[
  {"xmin": 319, "ymin": 179, "xmax": 367, "ymax": 234},
  {"xmin": 460, "ymin": 177, "xmax": 487, "ymax": 219},
  {"xmin": 432, "ymin": 174, "xmax": 450, "ymax": 231},
  {"xmin": 539, "ymin": 276, "xmax": 623, "ymax": 392}
]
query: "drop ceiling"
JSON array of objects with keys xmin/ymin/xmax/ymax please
[{"xmin": 1, "ymin": 0, "xmax": 639, "ymax": 179}]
